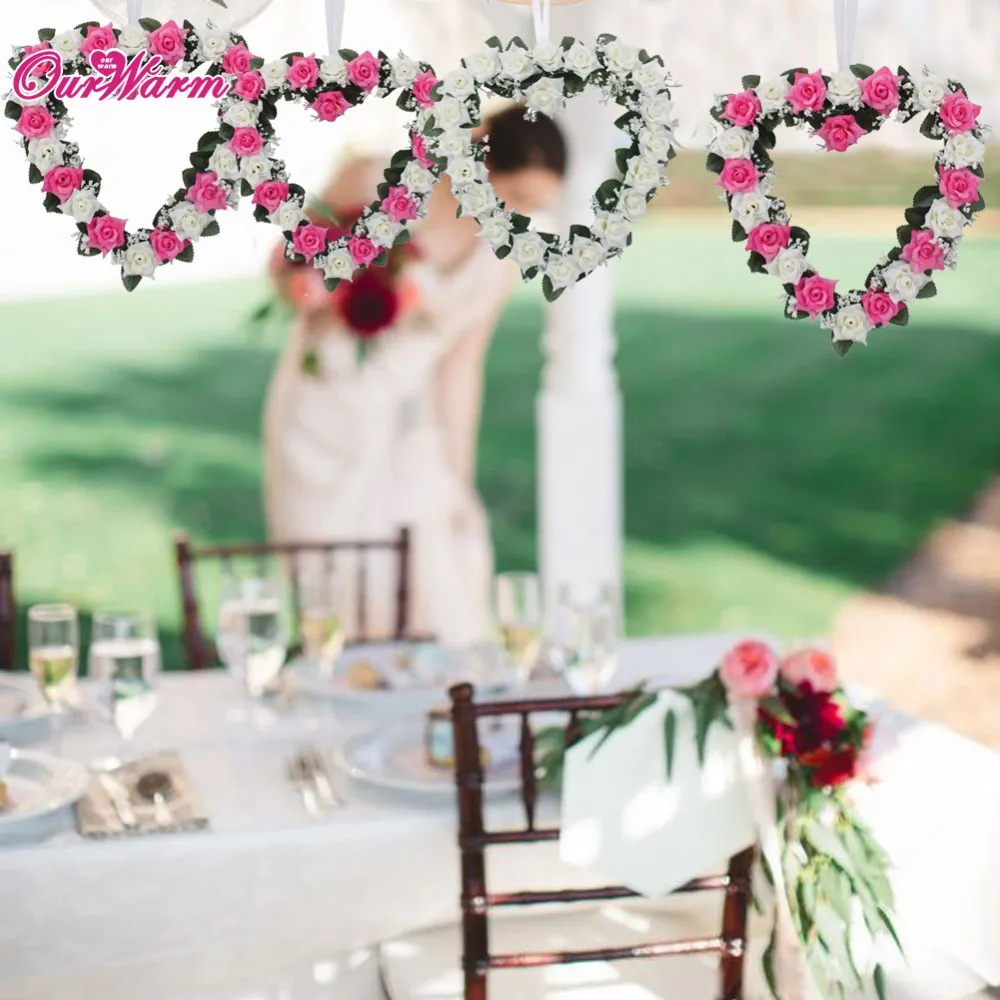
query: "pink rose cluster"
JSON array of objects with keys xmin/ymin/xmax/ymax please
[
  {"xmin": 719, "ymin": 640, "xmax": 839, "ymax": 700},
  {"xmin": 794, "ymin": 273, "xmax": 838, "ymax": 318},
  {"xmin": 186, "ymin": 171, "xmax": 230, "ymax": 213},
  {"xmin": 147, "ymin": 20, "xmax": 189, "ymax": 67},
  {"xmin": 41, "ymin": 165, "xmax": 84, "ymax": 203}
]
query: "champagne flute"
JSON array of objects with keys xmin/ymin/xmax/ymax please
[
  {"xmin": 553, "ymin": 588, "xmax": 619, "ymax": 696},
  {"xmin": 89, "ymin": 611, "xmax": 161, "ymax": 765},
  {"xmin": 493, "ymin": 572, "xmax": 542, "ymax": 687},
  {"xmin": 299, "ymin": 574, "xmax": 345, "ymax": 679},
  {"xmin": 28, "ymin": 604, "xmax": 79, "ymax": 753},
  {"xmin": 217, "ymin": 575, "xmax": 287, "ymax": 698}
]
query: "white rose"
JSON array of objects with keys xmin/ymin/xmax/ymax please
[
  {"xmin": 448, "ymin": 156, "xmax": 482, "ymax": 187},
  {"xmin": 458, "ymin": 184, "xmax": 497, "ymax": 219},
  {"xmin": 321, "ymin": 54, "xmax": 349, "ymax": 85},
  {"xmin": 510, "ymin": 232, "xmax": 546, "ymax": 271},
  {"xmin": 435, "ymin": 130, "xmax": 470, "ymax": 159},
  {"xmin": 532, "ymin": 41, "xmax": 564, "ymax": 73},
  {"xmin": 593, "ymin": 211, "xmax": 630, "ymax": 249},
  {"xmin": 434, "ymin": 97, "xmax": 470, "ymax": 129},
  {"xmin": 545, "ymin": 255, "xmax": 581, "ymax": 290},
  {"xmin": 443, "ymin": 68, "xmax": 476, "ymax": 99},
  {"xmin": 768, "ymin": 247, "xmax": 810, "ymax": 285},
  {"xmin": 52, "ymin": 30, "xmax": 82, "ymax": 59},
  {"xmin": 208, "ymin": 146, "xmax": 241, "ymax": 181},
  {"xmin": 400, "ymin": 160, "xmax": 435, "ymax": 195},
  {"xmin": 367, "ymin": 211, "xmax": 402, "ymax": 248},
  {"xmin": 638, "ymin": 126, "xmax": 673, "ymax": 162},
  {"xmin": 881, "ymin": 260, "xmax": 925, "ymax": 302},
  {"xmin": 464, "ymin": 49, "xmax": 501, "ymax": 83},
  {"xmin": 564, "ymin": 42, "xmax": 599, "ymax": 79},
  {"xmin": 499, "ymin": 46, "xmax": 535, "ymax": 82},
  {"xmin": 240, "ymin": 155, "xmax": 272, "ymax": 187},
  {"xmin": 199, "ymin": 30, "xmax": 230, "ymax": 62},
  {"xmin": 117, "ymin": 25, "xmax": 149, "ymax": 56},
  {"xmin": 619, "ymin": 187, "xmax": 650, "ymax": 221},
  {"xmin": 261, "ymin": 60, "xmax": 288, "ymax": 90},
  {"xmin": 322, "ymin": 248, "xmax": 356, "ymax": 282},
  {"xmin": 634, "ymin": 60, "xmax": 668, "ymax": 96},
  {"xmin": 169, "ymin": 202, "xmax": 209, "ymax": 241},
  {"xmin": 123, "ymin": 241, "xmax": 158, "ymax": 278},
  {"xmin": 757, "ymin": 77, "xmax": 790, "ymax": 114},
  {"xmin": 27, "ymin": 137, "xmax": 65, "ymax": 171},
  {"xmin": 389, "ymin": 56, "xmax": 418, "ymax": 89},
  {"xmin": 603, "ymin": 39, "xmax": 639, "ymax": 75},
  {"xmin": 943, "ymin": 132, "xmax": 985, "ymax": 169},
  {"xmin": 915, "ymin": 72, "xmax": 947, "ymax": 111},
  {"xmin": 712, "ymin": 127, "xmax": 754, "ymax": 160},
  {"xmin": 571, "ymin": 237, "xmax": 606, "ymax": 271},
  {"xmin": 730, "ymin": 191, "xmax": 772, "ymax": 231},
  {"xmin": 926, "ymin": 197, "xmax": 968, "ymax": 240},
  {"xmin": 270, "ymin": 200, "xmax": 304, "ymax": 231},
  {"xmin": 827, "ymin": 70, "xmax": 862, "ymax": 106},
  {"xmin": 224, "ymin": 101, "xmax": 258, "ymax": 128},
  {"xmin": 525, "ymin": 77, "xmax": 566, "ymax": 118},
  {"xmin": 640, "ymin": 93, "xmax": 675, "ymax": 128},
  {"xmin": 480, "ymin": 211, "xmax": 512, "ymax": 249},
  {"xmin": 624, "ymin": 154, "xmax": 662, "ymax": 194},
  {"xmin": 832, "ymin": 304, "xmax": 871, "ymax": 344},
  {"xmin": 62, "ymin": 189, "xmax": 99, "ymax": 223}
]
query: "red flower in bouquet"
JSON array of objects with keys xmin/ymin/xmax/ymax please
[{"xmin": 331, "ymin": 270, "xmax": 401, "ymax": 338}]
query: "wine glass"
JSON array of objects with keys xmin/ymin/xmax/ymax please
[
  {"xmin": 89, "ymin": 611, "xmax": 161, "ymax": 765},
  {"xmin": 27, "ymin": 604, "xmax": 79, "ymax": 710},
  {"xmin": 493, "ymin": 572, "xmax": 542, "ymax": 687},
  {"xmin": 217, "ymin": 574, "xmax": 287, "ymax": 697},
  {"xmin": 553, "ymin": 588, "xmax": 619, "ymax": 696},
  {"xmin": 298, "ymin": 573, "xmax": 345, "ymax": 679}
]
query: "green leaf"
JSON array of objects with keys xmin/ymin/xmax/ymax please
[
  {"xmin": 301, "ymin": 349, "xmax": 320, "ymax": 378},
  {"xmin": 197, "ymin": 131, "xmax": 221, "ymax": 154},
  {"xmin": 731, "ymin": 219, "xmax": 747, "ymax": 242},
  {"xmin": 121, "ymin": 273, "xmax": 141, "ymax": 292},
  {"xmin": 833, "ymin": 339, "xmax": 854, "ymax": 358},
  {"xmin": 803, "ymin": 820, "xmax": 854, "ymax": 874},
  {"xmin": 919, "ymin": 114, "xmax": 939, "ymax": 140},
  {"xmin": 38, "ymin": 28, "xmax": 56, "ymax": 41},
  {"xmin": 873, "ymin": 963, "xmax": 887, "ymax": 1000},
  {"xmin": 43, "ymin": 192, "xmax": 62, "ymax": 214},
  {"xmin": 879, "ymin": 907, "xmax": 904, "ymax": 954},
  {"xmin": 176, "ymin": 244, "xmax": 194, "ymax": 264},
  {"xmin": 889, "ymin": 304, "xmax": 910, "ymax": 327},
  {"xmin": 904, "ymin": 205, "xmax": 928, "ymax": 228},
  {"xmin": 896, "ymin": 224, "xmax": 914, "ymax": 247},
  {"xmin": 138, "ymin": 17, "xmax": 161, "ymax": 31},
  {"xmin": 762, "ymin": 922, "xmax": 781, "ymax": 1000},
  {"xmin": 202, "ymin": 220, "xmax": 221, "ymax": 238},
  {"xmin": 705, "ymin": 152, "xmax": 725, "ymax": 175},
  {"xmin": 663, "ymin": 708, "xmax": 677, "ymax": 779},
  {"xmin": 758, "ymin": 695, "xmax": 794, "ymax": 725},
  {"xmin": 27, "ymin": 163, "xmax": 43, "ymax": 185},
  {"xmin": 850, "ymin": 63, "xmax": 875, "ymax": 79},
  {"xmin": 916, "ymin": 280, "xmax": 937, "ymax": 299},
  {"xmin": 912, "ymin": 184, "xmax": 940, "ymax": 208},
  {"xmin": 4, "ymin": 100, "xmax": 21, "ymax": 121},
  {"xmin": 741, "ymin": 74, "xmax": 761, "ymax": 90},
  {"xmin": 249, "ymin": 298, "xmax": 276, "ymax": 324}
]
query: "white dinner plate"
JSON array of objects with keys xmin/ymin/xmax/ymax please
[
  {"xmin": 335, "ymin": 725, "xmax": 522, "ymax": 800},
  {"xmin": 0, "ymin": 747, "xmax": 89, "ymax": 831},
  {"xmin": 0, "ymin": 675, "xmax": 53, "ymax": 743}
]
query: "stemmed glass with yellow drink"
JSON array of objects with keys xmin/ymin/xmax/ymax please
[
  {"xmin": 492, "ymin": 573, "xmax": 543, "ymax": 688},
  {"xmin": 299, "ymin": 574, "xmax": 346, "ymax": 678},
  {"xmin": 27, "ymin": 604, "xmax": 80, "ymax": 751}
]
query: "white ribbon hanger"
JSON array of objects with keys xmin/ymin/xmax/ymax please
[
  {"xmin": 531, "ymin": 0, "xmax": 551, "ymax": 46},
  {"xmin": 326, "ymin": 0, "xmax": 347, "ymax": 57},
  {"xmin": 126, "ymin": 0, "xmax": 142, "ymax": 25},
  {"xmin": 833, "ymin": 0, "xmax": 859, "ymax": 73}
]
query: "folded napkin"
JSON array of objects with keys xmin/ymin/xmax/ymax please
[{"xmin": 75, "ymin": 752, "xmax": 209, "ymax": 839}]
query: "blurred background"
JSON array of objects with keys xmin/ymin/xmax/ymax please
[{"xmin": 1, "ymin": 0, "xmax": 998, "ymax": 740}]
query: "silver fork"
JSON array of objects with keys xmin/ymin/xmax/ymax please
[
  {"xmin": 295, "ymin": 747, "xmax": 344, "ymax": 809},
  {"xmin": 286, "ymin": 756, "xmax": 323, "ymax": 816}
]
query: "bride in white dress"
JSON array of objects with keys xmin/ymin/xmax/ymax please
[{"xmin": 263, "ymin": 105, "xmax": 567, "ymax": 647}]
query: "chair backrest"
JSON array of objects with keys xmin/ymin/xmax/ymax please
[
  {"xmin": 174, "ymin": 528, "xmax": 416, "ymax": 670},
  {"xmin": 0, "ymin": 552, "xmax": 14, "ymax": 672},
  {"xmin": 449, "ymin": 682, "xmax": 754, "ymax": 1000}
]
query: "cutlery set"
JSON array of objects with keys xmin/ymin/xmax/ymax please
[{"xmin": 287, "ymin": 747, "xmax": 342, "ymax": 816}]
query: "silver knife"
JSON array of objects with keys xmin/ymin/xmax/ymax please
[
  {"xmin": 304, "ymin": 750, "xmax": 342, "ymax": 808},
  {"xmin": 99, "ymin": 772, "xmax": 139, "ymax": 831}
]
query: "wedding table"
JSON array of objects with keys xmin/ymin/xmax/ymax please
[{"xmin": 2, "ymin": 634, "xmax": 999, "ymax": 1000}]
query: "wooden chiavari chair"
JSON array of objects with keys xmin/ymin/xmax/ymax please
[
  {"xmin": 0, "ymin": 551, "xmax": 15, "ymax": 672},
  {"xmin": 377, "ymin": 683, "xmax": 754, "ymax": 1000},
  {"xmin": 173, "ymin": 528, "xmax": 418, "ymax": 670}
]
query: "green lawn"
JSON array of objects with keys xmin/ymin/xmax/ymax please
[{"xmin": 2, "ymin": 218, "xmax": 999, "ymax": 667}]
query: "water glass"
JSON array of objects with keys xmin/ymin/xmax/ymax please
[
  {"xmin": 553, "ymin": 589, "xmax": 619, "ymax": 696},
  {"xmin": 89, "ymin": 611, "xmax": 161, "ymax": 757},
  {"xmin": 27, "ymin": 604, "xmax": 79, "ymax": 711},
  {"xmin": 493, "ymin": 572, "xmax": 542, "ymax": 686},
  {"xmin": 217, "ymin": 575, "xmax": 287, "ymax": 697}
]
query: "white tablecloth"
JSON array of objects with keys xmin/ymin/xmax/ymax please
[{"xmin": 2, "ymin": 634, "xmax": 999, "ymax": 999}]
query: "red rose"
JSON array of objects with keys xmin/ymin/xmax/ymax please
[
  {"xmin": 802, "ymin": 747, "xmax": 858, "ymax": 788},
  {"xmin": 333, "ymin": 270, "xmax": 400, "ymax": 337}
]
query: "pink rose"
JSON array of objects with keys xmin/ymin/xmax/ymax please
[
  {"xmin": 816, "ymin": 114, "xmax": 867, "ymax": 152},
  {"xmin": 411, "ymin": 132, "xmax": 432, "ymax": 170},
  {"xmin": 721, "ymin": 89, "xmax": 762, "ymax": 128},
  {"xmin": 292, "ymin": 222, "xmax": 329, "ymax": 261},
  {"xmin": 147, "ymin": 20, "xmax": 188, "ymax": 67},
  {"xmin": 717, "ymin": 158, "xmax": 759, "ymax": 194},
  {"xmin": 311, "ymin": 90, "xmax": 351, "ymax": 122},
  {"xmin": 233, "ymin": 71, "xmax": 266, "ymax": 103},
  {"xmin": 720, "ymin": 640, "xmax": 780, "ymax": 699},
  {"xmin": 228, "ymin": 127, "xmax": 265, "ymax": 158},
  {"xmin": 745, "ymin": 223, "xmax": 791, "ymax": 264},
  {"xmin": 348, "ymin": 235, "xmax": 378, "ymax": 266},
  {"xmin": 861, "ymin": 289, "xmax": 902, "ymax": 327},
  {"xmin": 23, "ymin": 42, "xmax": 53, "ymax": 78},
  {"xmin": 860, "ymin": 66, "xmax": 903, "ymax": 115},
  {"xmin": 381, "ymin": 186, "xmax": 418, "ymax": 223},
  {"xmin": 286, "ymin": 54, "xmax": 320, "ymax": 91},
  {"xmin": 781, "ymin": 648, "xmax": 838, "ymax": 693},
  {"xmin": 901, "ymin": 228, "xmax": 946, "ymax": 272},
  {"xmin": 149, "ymin": 227, "xmax": 190, "ymax": 262},
  {"xmin": 794, "ymin": 274, "xmax": 838, "ymax": 317},
  {"xmin": 79, "ymin": 24, "xmax": 118, "ymax": 59},
  {"xmin": 412, "ymin": 70, "xmax": 438, "ymax": 109},
  {"xmin": 787, "ymin": 71, "xmax": 828, "ymax": 114},
  {"xmin": 86, "ymin": 213, "xmax": 126, "ymax": 256},
  {"xmin": 939, "ymin": 167, "xmax": 982, "ymax": 208},
  {"xmin": 251, "ymin": 180, "xmax": 290, "ymax": 215},
  {"xmin": 41, "ymin": 165, "xmax": 84, "ymax": 204},
  {"xmin": 14, "ymin": 105, "xmax": 54, "ymax": 140},
  {"xmin": 938, "ymin": 91, "xmax": 982, "ymax": 135},
  {"xmin": 347, "ymin": 51, "xmax": 381, "ymax": 92},
  {"xmin": 186, "ymin": 171, "xmax": 229, "ymax": 213},
  {"xmin": 222, "ymin": 42, "xmax": 255, "ymax": 76}
]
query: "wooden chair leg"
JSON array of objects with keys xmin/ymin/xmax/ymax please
[
  {"xmin": 174, "ymin": 533, "xmax": 207, "ymax": 670},
  {"xmin": 0, "ymin": 551, "xmax": 15, "ymax": 672},
  {"xmin": 719, "ymin": 847, "xmax": 755, "ymax": 1000}
]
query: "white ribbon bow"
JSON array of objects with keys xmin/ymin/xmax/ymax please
[
  {"xmin": 531, "ymin": 0, "xmax": 552, "ymax": 46},
  {"xmin": 126, "ymin": 0, "xmax": 142, "ymax": 25},
  {"xmin": 833, "ymin": 0, "xmax": 859, "ymax": 73},
  {"xmin": 326, "ymin": 0, "xmax": 347, "ymax": 57}
]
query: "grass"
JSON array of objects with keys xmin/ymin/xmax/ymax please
[{"xmin": 1, "ymin": 216, "xmax": 999, "ymax": 668}]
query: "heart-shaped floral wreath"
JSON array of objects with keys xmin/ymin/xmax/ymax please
[
  {"xmin": 419, "ymin": 34, "xmax": 677, "ymax": 301},
  {"xmin": 705, "ymin": 65, "xmax": 988, "ymax": 353}
]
